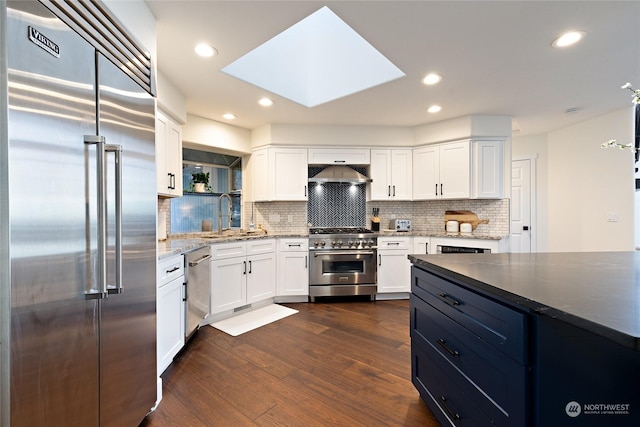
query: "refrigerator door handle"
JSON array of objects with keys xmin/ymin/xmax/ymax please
[
  {"xmin": 106, "ymin": 143, "xmax": 123, "ymax": 294},
  {"xmin": 84, "ymin": 135, "xmax": 108, "ymax": 299}
]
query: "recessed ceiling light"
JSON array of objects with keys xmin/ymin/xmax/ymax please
[
  {"xmin": 222, "ymin": 113, "xmax": 236, "ymax": 120},
  {"xmin": 427, "ymin": 105, "xmax": 442, "ymax": 113},
  {"xmin": 195, "ymin": 43, "xmax": 217, "ymax": 58},
  {"xmin": 551, "ymin": 31, "xmax": 586, "ymax": 48},
  {"xmin": 258, "ymin": 97, "xmax": 274, "ymax": 107},
  {"xmin": 422, "ymin": 73, "xmax": 443, "ymax": 85}
]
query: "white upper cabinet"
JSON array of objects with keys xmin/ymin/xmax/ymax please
[
  {"xmin": 156, "ymin": 111, "xmax": 183, "ymax": 197},
  {"xmin": 252, "ymin": 147, "xmax": 308, "ymax": 201},
  {"xmin": 370, "ymin": 149, "xmax": 412, "ymax": 200},
  {"xmin": 413, "ymin": 141, "xmax": 470, "ymax": 200},
  {"xmin": 471, "ymin": 140, "xmax": 504, "ymax": 199},
  {"xmin": 307, "ymin": 148, "xmax": 370, "ymax": 165}
]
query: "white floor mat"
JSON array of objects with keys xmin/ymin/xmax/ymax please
[{"xmin": 209, "ymin": 304, "xmax": 298, "ymax": 336}]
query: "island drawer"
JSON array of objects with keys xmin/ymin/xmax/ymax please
[
  {"xmin": 157, "ymin": 254, "xmax": 184, "ymax": 286},
  {"xmin": 411, "ymin": 294, "xmax": 528, "ymax": 426},
  {"xmin": 412, "ymin": 266, "xmax": 528, "ymax": 363},
  {"xmin": 412, "ymin": 339, "xmax": 496, "ymax": 427}
]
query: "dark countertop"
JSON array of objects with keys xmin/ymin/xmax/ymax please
[{"xmin": 409, "ymin": 252, "xmax": 640, "ymax": 350}]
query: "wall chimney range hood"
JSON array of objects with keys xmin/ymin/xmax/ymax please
[{"xmin": 308, "ymin": 165, "xmax": 372, "ymax": 183}]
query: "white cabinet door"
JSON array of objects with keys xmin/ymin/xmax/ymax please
[
  {"xmin": 413, "ymin": 141, "xmax": 470, "ymax": 200},
  {"xmin": 472, "ymin": 140, "xmax": 504, "ymax": 199},
  {"xmin": 157, "ymin": 275, "xmax": 184, "ymax": 375},
  {"xmin": 308, "ymin": 148, "xmax": 370, "ymax": 165},
  {"xmin": 370, "ymin": 149, "xmax": 412, "ymax": 200},
  {"xmin": 377, "ymin": 237, "xmax": 411, "ymax": 293},
  {"xmin": 390, "ymin": 149, "xmax": 413, "ymax": 200},
  {"xmin": 156, "ymin": 111, "xmax": 183, "ymax": 197},
  {"xmin": 370, "ymin": 149, "xmax": 392, "ymax": 200},
  {"xmin": 251, "ymin": 148, "xmax": 269, "ymax": 201},
  {"xmin": 211, "ymin": 256, "xmax": 246, "ymax": 314},
  {"xmin": 440, "ymin": 140, "xmax": 470, "ymax": 199},
  {"xmin": 246, "ymin": 252, "xmax": 276, "ymax": 304},
  {"xmin": 270, "ymin": 148, "xmax": 308, "ymax": 201},
  {"xmin": 412, "ymin": 237, "xmax": 430, "ymax": 255},
  {"xmin": 277, "ymin": 238, "xmax": 309, "ymax": 297}
]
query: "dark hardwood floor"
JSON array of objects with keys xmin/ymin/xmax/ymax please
[{"xmin": 140, "ymin": 298, "xmax": 439, "ymax": 426}]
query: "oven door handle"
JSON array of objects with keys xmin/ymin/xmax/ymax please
[{"xmin": 312, "ymin": 251, "xmax": 375, "ymax": 257}]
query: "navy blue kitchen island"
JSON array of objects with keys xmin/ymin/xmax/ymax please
[{"xmin": 409, "ymin": 252, "xmax": 640, "ymax": 427}]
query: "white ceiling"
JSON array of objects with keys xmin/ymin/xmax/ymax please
[{"xmin": 145, "ymin": 0, "xmax": 640, "ymax": 136}]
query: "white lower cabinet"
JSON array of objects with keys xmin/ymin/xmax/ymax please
[
  {"xmin": 210, "ymin": 239, "xmax": 276, "ymax": 315},
  {"xmin": 276, "ymin": 238, "xmax": 309, "ymax": 298},
  {"xmin": 412, "ymin": 237, "xmax": 430, "ymax": 255},
  {"xmin": 377, "ymin": 236, "xmax": 412, "ymax": 294},
  {"xmin": 156, "ymin": 254, "xmax": 185, "ymax": 376}
]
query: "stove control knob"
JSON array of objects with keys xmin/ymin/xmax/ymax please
[
  {"xmin": 313, "ymin": 241, "xmax": 319, "ymax": 247},
  {"xmin": 348, "ymin": 240, "xmax": 354, "ymax": 247},
  {"xmin": 320, "ymin": 241, "xmax": 326, "ymax": 247},
  {"xmin": 337, "ymin": 240, "xmax": 343, "ymax": 247},
  {"xmin": 368, "ymin": 239, "xmax": 374, "ymax": 246}
]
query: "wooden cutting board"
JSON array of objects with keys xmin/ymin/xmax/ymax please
[{"xmin": 444, "ymin": 210, "xmax": 489, "ymax": 230}]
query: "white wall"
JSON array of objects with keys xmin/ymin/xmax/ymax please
[
  {"xmin": 157, "ymin": 72, "xmax": 187, "ymax": 124},
  {"xmin": 512, "ymin": 133, "xmax": 549, "ymax": 251},
  {"xmin": 546, "ymin": 108, "xmax": 635, "ymax": 252},
  {"xmin": 182, "ymin": 114, "xmax": 251, "ymax": 155}
]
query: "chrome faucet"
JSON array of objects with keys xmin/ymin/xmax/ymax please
[{"xmin": 218, "ymin": 193, "xmax": 232, "ymax": 234}]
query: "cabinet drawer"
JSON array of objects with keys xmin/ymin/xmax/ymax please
[
  {"xmin": 412, "ymin": 340, "xmax": 495, "ymax": 427},
  {"xmin": 411, "ymin": 295, "xmax": 528, "ymax": 426},
  {"xmin": 210, "ymin": 241, "xmax": 247, "ymax": 260},
  {"xmin": 247, "ymin": 238, "xmax": 275, "ymax": 255},
  {"xmin": 378, "ymin": 237, "xmax": 410, "ymax": 250},
  {"xmin": 157, "ymin": 254, "xmax": 184, "ymax": 286},
  {"xmin": 278, "ymin": 238, "xmax": 308, "ymax": 251},
  {"xmin": 412, "ymin": 267, "xmax": 527, "ymax": 363}
]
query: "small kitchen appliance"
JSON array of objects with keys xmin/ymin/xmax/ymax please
[{"xmin": 390, "ymin": 219, "xmax": 411, "ymax": 232}]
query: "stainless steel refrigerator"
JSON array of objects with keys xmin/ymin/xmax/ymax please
[{"xmin": 1, "ymin": 1, "xmax": 157, "ymax": 426}]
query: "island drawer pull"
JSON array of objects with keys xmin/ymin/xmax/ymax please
[
  {"xmin": 438, "ymin": 396, "xmax": 461, "ymax": 421},
  {"xmin": 436, "ymin": 338, "xmax": 460, "ymax": 357},
  {"xmin": 438, "ymin": 293, "xmax": 461, "ymax": 306}
]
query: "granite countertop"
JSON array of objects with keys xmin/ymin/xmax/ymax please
[
  {"xmin": 158, "ymin": 231, "xmax": 308, "ymax": 259},
  {"xmin": 378, "ymin": 229, "xmax": 507, "ymax": 240},
  {"xmin": 409, "ymin": 252, "xmax": 640, "ymax": 350}
]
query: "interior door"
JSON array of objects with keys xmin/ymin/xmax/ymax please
[{"xmin": 511, "ymin": 158, "xmax": 532, "ymax": 252}]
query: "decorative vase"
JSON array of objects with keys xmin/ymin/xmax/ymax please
[{"xmin": 194, "ymin": 183, "xmax": 205, "ymax": 193}]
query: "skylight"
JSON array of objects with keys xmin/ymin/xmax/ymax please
[{"xmin": 221, "ymin": 6, "xmax": 405, "ymax": 108}]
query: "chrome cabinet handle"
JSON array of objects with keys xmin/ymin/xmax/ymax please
[
  {"xmin": 188, "ymin": 254, "xmax": 212, "ymax": 267},
  {"xmin": 106, "ymin": 143, "xmax": 123, "ymax": 295},
  {"xmin": 84, "ymin": 135, "xmax": 108, "ymax": 300}
]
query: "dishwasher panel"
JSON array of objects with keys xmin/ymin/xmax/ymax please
[{"xmin": 185, "ymin": 247, "xmax": 212, "ymax": 340}]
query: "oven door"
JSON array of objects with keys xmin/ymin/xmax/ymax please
[{"xmin": 309, "ymin": 249, "xmax": 377, "ymax": 285}]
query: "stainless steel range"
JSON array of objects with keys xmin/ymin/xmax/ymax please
[{"xmin": 308, "ymin": 227, "xmax": 377, "ymax": 301}]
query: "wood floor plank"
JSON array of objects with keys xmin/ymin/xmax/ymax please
[{"xmin": 140, "ymin": 299, "xmax": 439, "ymax": 426}]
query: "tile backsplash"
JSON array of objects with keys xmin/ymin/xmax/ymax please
[{"xmin": 161, "ymin": 196, "xmax": 510, "ymax": 237}]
